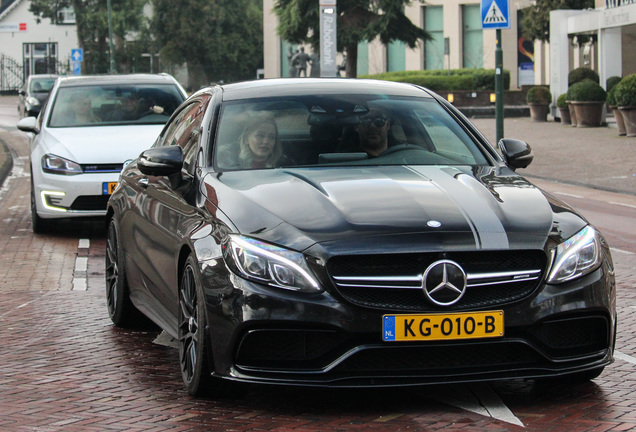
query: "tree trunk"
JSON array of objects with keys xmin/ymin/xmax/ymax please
[{"xmin": 345, "ymin": 44, "xmax": 358, "ymax": 78}]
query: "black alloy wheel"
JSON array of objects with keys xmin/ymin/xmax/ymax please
[
  {"xmin": 105, "ymin": 218, "xmax": 145, "ymax": 327},
  {"xmin": 178, "ymin": 254, "xmax": 248, "ymax": 398},
  {"xmin": 178, "ymin": 255, "xmax": 213, "ymax": 395}
]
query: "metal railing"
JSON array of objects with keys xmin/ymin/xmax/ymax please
[
  {"xmin": 0, "ymin": 55, "xmax": 70, "ymax": 93},
  {"xmin": 606, "ymin": 0, "xmax": 635, "ymax": 8},
  {"xmin": 0, "ymin": 54, "xmax": 24, "ymax": 93}
]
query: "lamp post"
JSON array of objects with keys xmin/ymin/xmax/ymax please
[{"xmin": 107, "ymin": 0, "xmax": 116, "ymax": 74}]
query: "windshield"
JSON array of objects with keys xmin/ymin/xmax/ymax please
[
  {"xmin": 214, "ymin": 95, "xmax": 488, "ymax": 170},
  {"xmin": 30, "ymin": 77, "xmax": 57, "ymax": 93},
  {"xmin": 48, "ymin": 84, "xmax": 185, "ymax": 128}
]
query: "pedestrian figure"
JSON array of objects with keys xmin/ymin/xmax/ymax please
[
  {"xmin": 310, "ymin": 53, "xmax": 320, "ymax": 77},
  {"xmin": 294, "ymin": 47, "xmax": 311, "ymax": 77},
  {"xmin": 287, "ymin": 46, "xmax": 298, "ymax": 78}
]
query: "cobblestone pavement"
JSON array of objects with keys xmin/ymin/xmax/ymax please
[{"xmin": 1, "ymin": 97, "xmax": 636, "ymax": 431}]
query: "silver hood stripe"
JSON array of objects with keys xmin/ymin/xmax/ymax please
[{"xmin": 407, "ymin": 166, "xmax": 510, "ymax": 250}]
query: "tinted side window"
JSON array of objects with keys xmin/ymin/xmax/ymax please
[{"xmin": 160, "ymin": 96, "xmax": 210, "ymax": 173}]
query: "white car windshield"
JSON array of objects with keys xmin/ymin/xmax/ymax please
[
  {"xmin": 48, "ymin": 84, "xmax": 184, "ymax": 127},
  {"xmin": 214, "ymin": 95, "xmax": 489, "ymax": 170}
]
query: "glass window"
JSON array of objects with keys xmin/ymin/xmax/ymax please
[
  {"xmin": 462, "ymin": 5, "xmax": 483, "ymax": 69},
  {"xmin": 48, "ymin": 84, "xmax": 185, "ymax": 128},
  {"xmin": 159, "ymin": 97, "xmax": 210, "ymax": 173},
  {"xmin": 213, "ymin": 94, "xmax": 488, "ymax": 171},
  {"xmin": 30, "ymin": 77, "xmax": 57, "ymax": 93},
  {"xmin": 387, "ymin": 40, "xmax": 406, "ymax": 72},
  {"xmin": 424, "ymin": 6, "xmax": 444, "ymax": 70}
]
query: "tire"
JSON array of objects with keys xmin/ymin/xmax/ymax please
[
  {"xmin": 30, "ymin": 182, "xmax": 51, "ymax": 234},
  {"xmin": 105, "ymin": 218, "xmax": 146, "ymax": 327},
  {"xmin": 178, "ymin": 255, "xmax": 246, "ymax": 398},
  {"xmin": 178, "ymin": 255, "xmax": 214, "ymax": 395}
]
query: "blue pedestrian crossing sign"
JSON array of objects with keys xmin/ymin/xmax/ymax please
[{"xmin": 481, "ymin": 0, "xmax": 510, "ymax": 29}]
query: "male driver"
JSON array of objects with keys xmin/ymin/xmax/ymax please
[{"xmin": 355, "ymin": 109, "xmax": 392, "ymax": 156}]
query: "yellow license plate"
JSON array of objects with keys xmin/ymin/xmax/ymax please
[
  {"xmin": 103, "ymin": 182, "xmax": 118, "ymax": 195},
  {"xmin": 383, "ymin": 311, "xmax": 504, "ymax": 342}
]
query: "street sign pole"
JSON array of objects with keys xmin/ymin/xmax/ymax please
[
  {"xmin": 481, "ymin": 0, "xmax": 510, "ymax": 144},
  {"xmin": 107, "ymin": 0, "xmax": 116, "ymax": 74},
  {"xmin": 495, "ymin": 29, "xmax": 504, "ymax": 143}
]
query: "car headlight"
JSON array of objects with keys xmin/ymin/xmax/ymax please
[
  {"xmin": 27, "ymin": 96, "xmax": 40, "ymax": 107},
  {"xmin": 223, "ymin": 235, "xmax": 321, "ymax": 293},
  {"xmin": 42, "ymin": 154, "xmax": 83, "ymax": 175},
  {"xmin": 547, "ymin": 226, "xmax": 603, "ymax": 284}
]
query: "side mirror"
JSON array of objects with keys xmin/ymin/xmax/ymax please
[
  {"xmin": 17, "ymin": 116, "xmax": 38, "ymax": 134},
  {"xmin": 498, "ymin": 138, "xmax": 533, "ymax": 170},
  {"xmin": 138, "ymin": 145, "xmax": 183, "ymax": 177}
]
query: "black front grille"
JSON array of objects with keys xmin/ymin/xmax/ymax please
[
  {"xmin": 236, "ymin": 329, "xmax": 349, "ymax": 369},
  {"xmin": 80, "ymin": 163, "xmax": 123, "ymax": 173},
  {"xmin": 328, "ymin": 250, "xmax": 547, "ymax": 312},
  {"xmin": 70, "ymin": 195, "xmax": 110, "ymax": 211},
  {"xmin": 336, "ymin": 341, "xmax": 542, "ymax": 373},
  {"xmin": 528, "ymin": 316, "xmax": 610, "ymax": 357}
]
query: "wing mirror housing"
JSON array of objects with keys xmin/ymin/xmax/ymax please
[
  {"xmin": 138, "ymin": 145, "xmax": 183, "ymax": 177},
  {"xmin": 498, "ymin": 138, "xmax": 533, "ymax": 170},
  {"xmin": 17, "ymin": 116, "xmax": 38, "ymax": 134}
]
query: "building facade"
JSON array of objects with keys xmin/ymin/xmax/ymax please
[
  {"xmin": 263, "ymin": 0, "xmax": 541, "ymax": 90},
  {"xmin": 549, "ymin": 0, "xmax": 636, "ymax": 115},
  {"xmin": 0, "ymin": 0, "xmax": 77, "ymax": 90}
]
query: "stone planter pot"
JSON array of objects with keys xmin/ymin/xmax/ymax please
[
  {"xmin": 528, "ymin": 103, "xmax": 549, "ymax": 122},
  {"xmin": 618, "ymin": 106, "xmax": 636, "ymax": 137},
  {"xmin": 570, "ymin": 101, "xmax": 604, "ymax": 127},
  {"xmin": 558, "ymin": 107, "xmax": 571, "ymax": 125},
  {"xmin": 567, "ymin": 101, "xmax": 577, "ymax": 127},
  {"xmin": 609, "ymin": 106, "xmax": 626, "ymax": 136}
]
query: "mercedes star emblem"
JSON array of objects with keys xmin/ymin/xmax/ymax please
[{"xmin": 422, "ymin": 260, "xmax": 467, "ymax": 306}]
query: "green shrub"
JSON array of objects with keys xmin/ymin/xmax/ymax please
[
  {"xmin": 568, "ymin": 67, "xmax": 599, "ymax": 86},
  {"xmin": 557, "ymin": 93, "xmax": 568, "ymax": 109},
  {"xmin": 606, "ymin": 76, "xmax": 622, "ymax": 93},
  {"xmin": 526, "ymin": 86, "xmax": 551, "ymax": 104},
  {"xmin": 360, "ymin": 69, "xmax": 510, "ymax": 91},
  {"xmin": 614, "ymin": 73, "xmax": 636, "ymax": 107},
  {"xmin": 567, "ymin": 80, "xmax": 607, "ymax": 102}
]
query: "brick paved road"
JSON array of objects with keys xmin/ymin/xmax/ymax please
[{"xmin": 1, "ymin": 100, "xmax": 636, "ymax": 431}]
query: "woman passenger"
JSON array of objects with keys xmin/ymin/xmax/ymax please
[{"xmin": 238, "ymin": 113, "xmax": 284, "ymax": 169}]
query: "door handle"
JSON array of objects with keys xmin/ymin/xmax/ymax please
[{"xmin": 138, "ymin": 178, "xmax": 149, "ymax": 188}]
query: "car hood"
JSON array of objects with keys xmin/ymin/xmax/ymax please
[
  {"xmin": 209, "ymin": 165, "xmax": 587, "ymax": 256},
  {"xmin": 38, "ymin": 125, "xmax": 162, "ymax": 163}
]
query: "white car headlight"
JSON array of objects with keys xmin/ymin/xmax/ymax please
[
  {"xmin": 223, "ymin": 235, "xmax": 321, "ymax": 293},
  {"xmin": 547, "ymin": 226, "xmax": 603, "ymax": 284},
  {"xmin": 27, "ymin": 96, "xmax": 40, "ymax": 107},
  {"xmin": 42, "ymin": 154, "xmax": 83, "ymax": 175}
]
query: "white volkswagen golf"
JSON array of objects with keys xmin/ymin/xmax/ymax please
[{"xmin": 17, "ymin": 74, "xmax": 187, "ymax": 233}]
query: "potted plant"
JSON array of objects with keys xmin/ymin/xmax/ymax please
[
  {"xmin": 607, "ymin": 80, "xmax": 626, "ymax": 136},
  {"xmin": 556, "ymin": 93, "xmax": 570, "ymax": 125},
  {"xmin": 526, "ymin": 86, "xmax": 551, "ymax": 122},
  {"xmin": 568, "ymin": 67, "xmax": 599, "ymax": 86},
  {"xmin": 615, "ymin": 73, "xmax": 636, "ymax": 137},
  {"xmin": 565, "ymin": 85, "xmax": 578, "ymax": 127},
  {"xmin": 567, "ymin": 80, "xmax": 607, "ymax": 127}
]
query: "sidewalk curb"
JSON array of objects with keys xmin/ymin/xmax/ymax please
[
  {"xmin": 0, "ymin": 136, "xmax": 13, "ymax": 189},
  {"xmin": 524, "ymin": 173, "xmax": 636, "ymax": 197}
]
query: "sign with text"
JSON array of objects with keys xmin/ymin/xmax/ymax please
[
  {"xmin": 320, "ymin": 0, "xmax": 337, "ymax": 77},
  {"xmin": 0, "ymin": 23, "xmax": 27, "ymax": 32}
]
